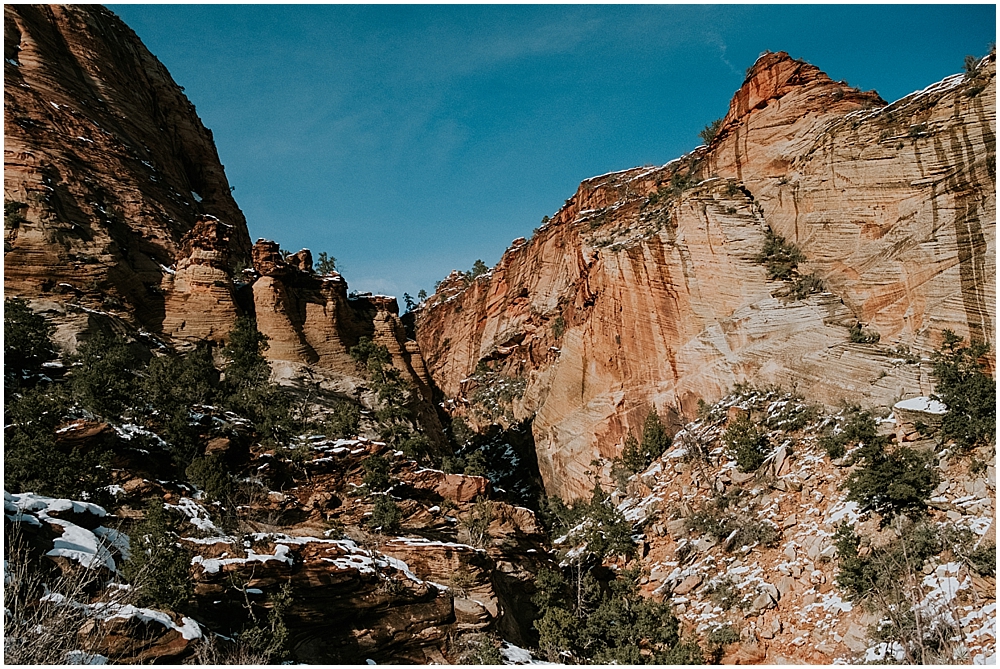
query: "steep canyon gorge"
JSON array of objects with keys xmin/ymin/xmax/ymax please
[{"xmin": 4, "ymin": 4, "xmax": 995, "ymax": 665}]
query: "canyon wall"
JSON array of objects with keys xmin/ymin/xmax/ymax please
[
  {"xmin": 417, "ymin": 52, "xmax": 996, "ymax": 499},
  {"xmin": 4, "ymin": 4, "xmax": 250, "ymax": 327},
  {"xmin": 3, "ymin": 4, "xmax": 429, "ymax": 396}
]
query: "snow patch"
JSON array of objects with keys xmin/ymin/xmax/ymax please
[{"xmin": 893, "ymin": 396, "xmax": 947, "ymax": 414}]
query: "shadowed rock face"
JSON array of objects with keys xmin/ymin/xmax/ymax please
[
  {"xmin": 4, "ymin": 5, "xmax": 251, "ymax": 327},
  {"xmin": 417, "ymin": 51, "xmax": 996, "ymax": 499},
  {"xmin": 3, "ymin": 5, "xmax": 437, "ymax": 397}
]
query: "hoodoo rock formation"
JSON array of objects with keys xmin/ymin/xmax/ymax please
[
  {"xmin": 245, "ymin": 238, "xmax": 434, "ymax": 398},
  {"xmin": 417, "ymin": 51, "xmax": 996, "ymax": 499}
]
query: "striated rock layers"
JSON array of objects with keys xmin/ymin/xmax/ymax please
[
  {"xmin": 3, "ymin": 5, "xmax": 433, "ymax": 398},
  {"xmin": 4, "ymin": 4, "xmax": 250, "ymax": 327},
  {"xmin": 417, "ymin": 51, "xmax": 996, "ymax": 499}
]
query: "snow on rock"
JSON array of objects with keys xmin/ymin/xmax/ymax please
[
  {"xmin": 166, "ymin": 497, "xmax": 221, "ymax": 534},
  {"xmin": 864, "ymin": 641, "xmax": 906, "ymax": 663},
  {"xmin": 192, "ymin": 544, "xmax": 293, "ymax": 574},
  {"xmin": 825, "ymin": 500, "xmax": 859, "ymax": 526},
  {"xmin": 65, "ymin": 650, "xmax": 108, "ymax": 665},
  {"xmin": 47, "ymin": 519, "xmax": 116, "ymax": 571},
  {"xmin": 5, "ymin": 491, "xmax": 107, "ymax": 519},
  {"xmin": 893, "ymin": 396, "xmax": 948, "ymax": 414},
  {"xmin": 95, "ymin": 603, "xmax": 203, "ymax": 640},
  {"xmin": 4, "ymin": 492, "xmax": 126, "ymax": 570},
  {"xmin": 385, "ymin": 537, "xmax": 480, "ymax": 552}
]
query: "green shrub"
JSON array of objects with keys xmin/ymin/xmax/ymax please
[
  {"xmin": 931, "ymin": 330, "xmax": 995, "ymax": 451},
  {"xmin": 532, "ymin": 565, "xmax": 701, "ymax": 664},
  {"xmin": 69, "ymin": 331, "xmax": 145, "ymax": 421},
  {"xmin": 843, "ymin": 442, "xmax": 939, "ymax": 521},
  {"xmin": 236, "ymin": 581, "xmax": 293, "ymax": 663},
  {"xmin": 577, "ymin": 486, "xmax": 636, "ymax": 560},
  {"xmin": 350, "ymin": 337, "xmax": 419, "ymax": 449},
  {"xmin": 706, "ymin": 625, "xmax": 740, "ymax": 662},
  {"xmin": 448, "ymin": 567, "xmax": 477, "ymax": 598},
  {"xmin": 457, "ymin": 633, "xmax": 503, "ymax": 665},
  {"xmin": 699, "ymin": 118, "xmax": 723, "ymax": 145},
  {"xmin": 323, "ymin": 399, "xmax": 361, "ymax": 439},
  {"xmin": 399, "ymin": 433, "xmax": 432, "ymax": 460},
  {"xmin": 819, "ymin": 406, "xmax": 878, "ymax": 459},
  {"xmin": 963, "ymin": 54, "xmax": 979, "ymax": 78},
  {"xmin": 940, "ymin": 526, "xmax": 996, "ymax": 576},
  {"xmin": 4, "ymin": 386, "xmax": 112, "ymax": 500},
  {"xmin": 186, "ymin": 453, "xmax": 234, "ymax": 503},
  {"xmin": 552, "ymin": 314, "xmax": 566, "ymax": 339},
  {"xmin": 723, "ymin": 415, "xmax": 768, "ymax": 472},
  {"xmin": 834, "ymin": 519, "xmax": 940, "ymax": 602},
  {"xmin": 315, "ymin": 251, "xmax": 337, "ymax": 274},
  {"xmin": 144, "ymin": 346, "xmax": 217, "ymax": 469},
  {"xmin": 755, "ymin": 228, "xmax": 804, "ymax": 281},
  {"xmin": 969, "ymin": 544, "xmax": 996, "ymax": 576},
  {"xmin": 221, "ymin": 318, "xmax": 293, "ymax": 444},
  {"xmin": 368, "ymin": 495, "xmax": 402, "ymax": 534},
  {"xmin": 788, "ymin": 273, "xmax": 824, "ymax": 299},
  {"xmin": 461, "ymin": 498, "xmax": 494, "ymax": 548},
  {"xmin": 122, "ymin": 499, "xmax": 193, "ymax": 611},
  {"xmin": 704, "ymin": 577, "xmax": 747, "ymax": 611},
  {"xmin": 462, "ymin": 449, "xmax": 488, "ymax": 477},
  {"xmin": 641, "ymin": 408, "xmax": 671, "ymax": 458},
  {"xmin": 468, "ymin": 259, "xmax": 489, "ymax": 280},
  {"xmin": 618, "ymin": 409, "xmax": 672, "ymax": 476},
  {"xmin": 4, "ymin": 200, "xmax": 28, "ymax": 229},
  {"xmin": 4, "ymin": 297, "xmax": 56, "ymax": 387},
  {"xmin": 848, "ymin": 322, "xmax": 881, "ymax": 344},
  {"xmin": 362, "ymin": 454, "xmax": 392, "ymax": 492}
]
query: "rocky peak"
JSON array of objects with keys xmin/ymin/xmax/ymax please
[
  {"xmin": 161, "ymin": 216, "xmax": 240, "ymax": 344},
  {"xmin": 718, "ymin": 50, "xmax": 885, "ymax": 139},
  {"xmin": 177, "ymin": 216, "xmax": 234, "ymax": 268},
  {"xmin": 287, "ymin": 248, "xmax": 313, "ymax": 273},
  {"xmin": 418, "ymin": 52, "xmax": 994, "ymax": 499},
  {"xmin": 251, "ymin": 239, "xmax": 290, "ymax": 277}
]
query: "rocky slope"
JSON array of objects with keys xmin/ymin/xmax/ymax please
[
  {"xmin": 416, "ymin": 51, "xmax": 996, "ymax": 499},
  {"xmin": 5, "ymin": 432, "xmax": 550, "ymax": 664},
  {"xmin": 616, "ymin": 388, "xmax": 995, "ymax": 664}
]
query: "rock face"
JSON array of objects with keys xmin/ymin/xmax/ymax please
[
  {"xmin": 4, "ymin": 4, "xmax": 251, "ymax": 328},
  {"xmin": 417, "ymin": 51, "xmax": 996, "ymax": 499},
  {"xmin": 618, "ymin": 388, "xmax": 997, "ymax": 664}
]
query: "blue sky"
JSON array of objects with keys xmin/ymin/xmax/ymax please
[{"xmin": 110, "ymin": 4, "xmax": 995, "ymax": 300}]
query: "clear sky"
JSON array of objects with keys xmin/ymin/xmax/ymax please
[{"xmin": 109, "ymin": 4, "xmax": 995, "ymax": 301}]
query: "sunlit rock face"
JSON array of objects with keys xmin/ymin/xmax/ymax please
[{"xmin": 417, "ymin": 51, "xmax": 996, "ymax": 499}]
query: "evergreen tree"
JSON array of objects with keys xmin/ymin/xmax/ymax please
[
  {"xmin": 122, "ymin": 499, "xmax": 193, "ymax": 611},
  {"xmin": 221, "ymin": 317, "xmax": 291, "ymax": 443},
  {"xmin": 931, "ymin": 330, "xmax": 995, "ymax": 450},
  {"xmin": 4, "ymin": 297, "xmax": 56, "ymax": 388},
  {"xmin": 69, "ymin": 331, "xmax": 145, "ymax": 421}
]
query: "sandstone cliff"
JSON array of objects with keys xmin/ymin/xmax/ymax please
[
  {"xmin": 3, "ymin": 4, "xmax": 433, "ymax": 402},
  {"xmin": 417, "ymin": 51, "xmax": 996, "ymax": 499},
  {"xmin": 4, "ymin": 4, "xmax": 250, "ymax": 328}
]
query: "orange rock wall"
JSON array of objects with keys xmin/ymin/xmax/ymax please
[{"xmin": 417, "ymin": 52, "xmax": 996, "ymax": 499}]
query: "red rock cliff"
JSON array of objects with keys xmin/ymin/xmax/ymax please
[
  {"xmin": 4, "ymin": 4, "xmax": 251, "ymax": 328},
  {"xmin": 417, "ymin": 51, "xmax": 996, "ymax": 499}
]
